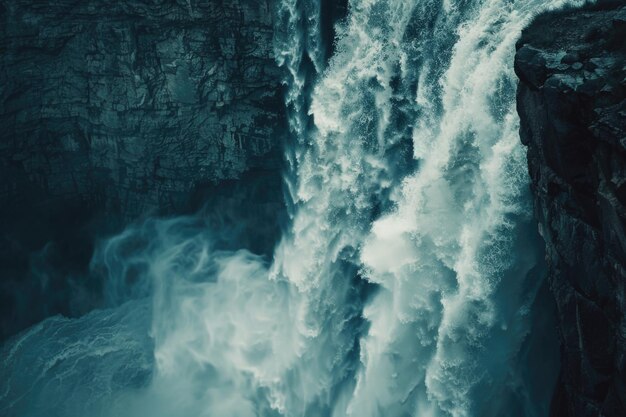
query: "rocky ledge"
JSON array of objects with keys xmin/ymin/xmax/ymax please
[{"xmin": 515, "ymin": 2, "xmax": 626, "ymax": 416}]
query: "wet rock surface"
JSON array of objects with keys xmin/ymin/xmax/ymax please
[
  {"xmin": 516, "ymin": 2, "xmax": 626, "ymax": 416},
  {"xmin": 0, "ymin": 0, "xmax": 286, "ymax": 339}
]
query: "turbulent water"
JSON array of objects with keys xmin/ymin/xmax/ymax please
[{"xmin": 0, "ymin": 1, "xmax": 588, "ymax": 416}]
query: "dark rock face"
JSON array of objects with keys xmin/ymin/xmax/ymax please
[
  {"xmin": 0, "ymin": 0, "xmax": 286, "ymax": 339},
  {"xmin": 0, "ymin": 0, "xmax": 284, "ymax": 218},
  {"xmin": 515, "ymin": 3, "xmax": 626, "ymax": 416}
]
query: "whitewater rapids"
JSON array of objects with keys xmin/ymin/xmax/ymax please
[{"xmin": 0, "ymin": 1, "xmax": 587, "ymax": 416}]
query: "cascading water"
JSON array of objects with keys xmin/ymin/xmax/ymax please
[{"xmin": 0, "ymin": 1, "xmax": 588, "ymax": 416}]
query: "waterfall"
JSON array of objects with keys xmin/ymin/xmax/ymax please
[{"xmin": 0, "ymin": 1, "xmax": 588, "ymax": 416}]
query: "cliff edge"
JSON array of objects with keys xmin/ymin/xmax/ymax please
[{"xmin": 515, "ymin": 2, "xmax": 626, "ymax": 416}]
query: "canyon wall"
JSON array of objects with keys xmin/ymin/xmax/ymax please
[
  {"xmin": 516, "ymin": 2, "xmax": 626, "ymax": 416},
  {"xmin": 0, "ymin": 0, "xmax": 286, "ymax": 339}
]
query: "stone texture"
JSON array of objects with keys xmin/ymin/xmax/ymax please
[
  {"xmin": 0, "ymin": 0, "xmax": 286, "ymax": 339},
  {"xmin": 0, "ymin": 0, "xmax": 284, "ymax": 219},
  {"xmin": 515, "ymin": 2, "xmax": 626, "ymax": 416}
]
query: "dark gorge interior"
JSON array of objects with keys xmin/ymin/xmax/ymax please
[{"xmin": 0, "ymin": 1, "xmax": 625, "ymax": 416}]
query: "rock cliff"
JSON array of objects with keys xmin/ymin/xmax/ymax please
[
  {"xmin": 515, "ymin": 2, "xmax": 626, "ymax": 416},
  {"xmin": 0, "ymin": 0, "xmax": 286, "ymax": 339}
]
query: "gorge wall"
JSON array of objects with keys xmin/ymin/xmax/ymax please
[
  {"xmin": 515, "ymin": 2, "xmax": 626, "ymax": 416},
  {"xmin": 0, "ymin": 0, "xmax": 287, "ymax": 339}
]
